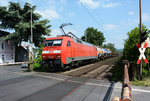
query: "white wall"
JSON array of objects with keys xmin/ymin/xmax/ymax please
[{"xmin": 0, "ymin": 38, "xmax": 15, "ymax": 63}]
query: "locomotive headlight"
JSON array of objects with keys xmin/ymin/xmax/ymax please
[
  {"xmin": 53, "ymin": 50, "xmax": 61, "ymax": 53},
  {"xmin": 43, "ymin": 56, "xmax": 46, "ymax": 58},
  {"xmin": 56, "ymin": 55, "xmax": 61, "ymax": 58}
]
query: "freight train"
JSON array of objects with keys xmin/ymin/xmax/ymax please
[
  {"xmin": 41, "ymin": 23, "xmax": 112, "ymax": 70},
  {"xmin": 42, "ymin": 36, "xmax": 112, "ymax": 70}
]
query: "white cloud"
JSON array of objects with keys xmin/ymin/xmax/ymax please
[
  {"xmin": 78, "ymin": 0, "xmax": 120, "ymax": 9},
  {"xmin": 128, "ymin": 11, "xmax": 134, "ymax": 15},
  {"xmin": 58, "ymin": 0, "xmax": 66, "ymax": 11},
  {"xmin": 68, "ymin": 12, "xmax": 75, "ymax": 17},
  {"xmin": 133, "ymin": 13, "xmax": 150, "ymax": 23},
  {"xmin": 134, "ymin": 19, "xmax": 138, "ymax": 23},
  {"xmin": 60, "ymin": 0, "xmax": 66, "ymax": 4},
  {"xmin": 58, "ymin": 6, "xmax": 63, "ymax": 11},
  {"xmin": 102, "ymin": 2, "xmax": 120, "ymax": 8},
  {"xmin": 120, "ymin": 18, "xmax": 138, "ymax": 28},
  {"xmin": 142, "ymin": 13, "xmax": 150, "ymax": 22},
  {"xmin": 79, "ymin": 0, "xmax": 100, "ymax": 9},
  {"xmin": 0, "ymin": 0, "xmax": 9, "ymax": 6},
  {"xmin": 103, "ymin": 24, "xmax": 117, "ymax": 30},
  {"xmin": 35, "ymin": 9, "xmax": 59, "ymax": 20},
  {"xmin": 127, "ymin": 0, "xmax": 132, "ymax": 4}
]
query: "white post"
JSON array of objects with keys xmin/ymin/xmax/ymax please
[{"xmin": 31, "ymin": 6, "xmax": 34, "ymax": 61}]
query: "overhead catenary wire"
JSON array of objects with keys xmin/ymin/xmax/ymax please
[
  {"xmin": 18, "ymin": 0, "xmax": 124, "ymax": 46},
  {"xmin": 78, "ymin": 0, "xmax": 124, "ymax": 45},
  {"xmin": 92, "ymin": 9, "xmax": 125, "ymax": 45},
  {"xmin": 17, "ymin": 0, "xmax": 63, "ymax": 24},
  {"xmin": 35, "ymin": 9, "xmax": 83, "ymax": 38},
  {"xmin": 17, "ymin": 0, "xmax": 83, "ymax": 36}
]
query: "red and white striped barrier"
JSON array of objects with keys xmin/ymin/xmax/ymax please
[
  {"xmin": 112, "ymin": 97, "xmax": 122, "ymax": 101},
  {"xmin": 0, "ymin": 62, "xmax": 30, "ymax": 66},
  {"xmin": 136, "ymin": 43, "xmax": 148, "ymax": 64}
]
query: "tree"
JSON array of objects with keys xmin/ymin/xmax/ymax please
[
  {"xmin": 0, "ymin": 2, "xmax": 51, "ymax": 47},
  {"xmin": 123, "ymin": 25, "xmax": 150, "ymax": 80},
  {"xmin": 81, "ymin": 27, "xmax": 105, "ymax": 46},
  {"xmin": 123, "ymin": 25, "xmax": 149, "ymax": 64},
  {"xmin": 103, "ymin": 43, "xmax": 117, "ymax": 52}
]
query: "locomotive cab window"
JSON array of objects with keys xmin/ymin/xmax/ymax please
[
  {"xmin": 45, "ymin": 39, "xmax": 62, "ymax": 46},
  {"xmin": 67, "ymin": 41, "xmax": 71, "ymax": 47}
]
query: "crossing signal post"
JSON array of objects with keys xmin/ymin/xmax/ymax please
[
  {"xmin": 137, "ymin": 0, "xmax": 148, "ymax": 80},
  {"xmin": 138, "ymin": 31, "xmax": 148, "ymax": 80},
  {"xmin": 140, "ymin": 31, "xmax": 147, "ymax": 44}
]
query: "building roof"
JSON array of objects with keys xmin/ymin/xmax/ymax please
[{"xmin": 0, "ymin": 30, "xmax": 10, "ymax": 37}]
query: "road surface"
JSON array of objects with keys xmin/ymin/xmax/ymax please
[{"xmin": 0, "ymin": 65, "xmax": 150, "ymax": 101}]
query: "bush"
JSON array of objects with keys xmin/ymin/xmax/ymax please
[
  {"xmin": 33, "ymin": 55, "xmax": 48, "ymax": 72},
  {"xmin": 33, "ymin": 55, "xmax": 42, "ymax": 70},
  {"xmin": 33, "ymin": 44, "xmax": 49, "ymax": 72},
  {"xmin": 123, "ymin": 25, "xmax": 150, "ymax": 80},
  {"xmin": 142, "ymin": 67, "xmax": 149, "ymax": 76}
]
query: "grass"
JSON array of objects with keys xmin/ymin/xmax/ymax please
[
  {"xmin": 130, "ymin": 77, "xmax": 150, "ymax": 87},
  {"xmin": 111, "ymin": 56, "xmax": 123, "ymax": 82}
]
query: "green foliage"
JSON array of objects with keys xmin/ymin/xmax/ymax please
[
  {"xmin": 33, "ymin": 44, "xmax": 42, "ymax": 69},
  {"xmin": 142, "ymin": 67, "xmax": 149, "ymax": 76},
  {"xmin": 33, "ymin": 44, "xmax": 48, "ymax": 71},
  {"xmin": 123, "ymin": 25, "xmax": 150, "ymax": 80},
  {"xmin": 123, "ymin": 25, "xmax": 149, "ymax": 64},
  {"xmin": 33, "ymin": 55, "xmax": 42, "ymax": 70},
  {"xmin": 81, "ymin": 27, "xmax": 105, "ymax": 46},
  {"xmin": 123, "ymin": 27, "xmax": 140, "ymax": 63},
  {"xmin": 0, "ymin": 2, "xmax": 51, "ymax": 47},
  {"xmin": 33, "ymin": 55, "xmax": 48, "ymax": 72},
  {"xmin": 103, "ymin": 43, "xmax": 117, "ymax": 52}
]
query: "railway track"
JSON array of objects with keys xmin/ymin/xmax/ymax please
[{"xmin": 62, "ymin": 56, "xmax": 120, "ymax": 80}]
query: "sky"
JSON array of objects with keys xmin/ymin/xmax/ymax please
[{"xmin": 0, "ymin": 0, "xmax": 150, "ymax": 49}]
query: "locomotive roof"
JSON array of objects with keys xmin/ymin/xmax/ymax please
[
  {"xmin": 45, "ymin": 35, "xmax": 94, "ymax": 47},
  {"xmin": 45, "ymin": 36, "xmax": 72, "ymax": 40},
  {"xmin": 0, "ymin": 30, "xmax": 10, "ymax": 37}
]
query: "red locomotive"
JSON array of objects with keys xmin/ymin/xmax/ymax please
[{"xmin": 42, "ymin": 35, "xmax": 97, "ymax": 69}]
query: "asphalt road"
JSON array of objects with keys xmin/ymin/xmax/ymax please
[{"xmin": 0, "ymin": 65, "xmax": 150, "ymax": 101}]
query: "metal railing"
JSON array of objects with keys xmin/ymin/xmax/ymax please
[
  {"xmin": 112, "ymin": 60, "xmax": 132, "ymax": 101},
  {"xmin": 0, "ymin": 62, "xmax": 30, "ymax": 66}
]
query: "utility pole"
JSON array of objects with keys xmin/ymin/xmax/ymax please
[
  {"xmin": 31, "ymin": 5, "xmax": 34, "ymax": 62},
  {"xmin": 139, "ymin": 0, "xmax": 142, "ymax": 35},
  {"xmin": 28, "ymin": 4, "xmax": 34, "ymax": 71},
  {"xmin": 139, "ymin": 0, "xmax": 142, "ymax": 80}
]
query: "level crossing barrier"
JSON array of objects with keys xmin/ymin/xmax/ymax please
[
  {"xmin": 0, "ymin": 61, "xmax": 33, "ymax": 71},
  {"xmin": 112, "ymin": 60, "xmax": 132, "ymax": 101}
]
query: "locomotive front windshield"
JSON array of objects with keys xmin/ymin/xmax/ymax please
[{"xmin": 45, "ymin": 39, "xmax": 62, "ymax": 46}]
